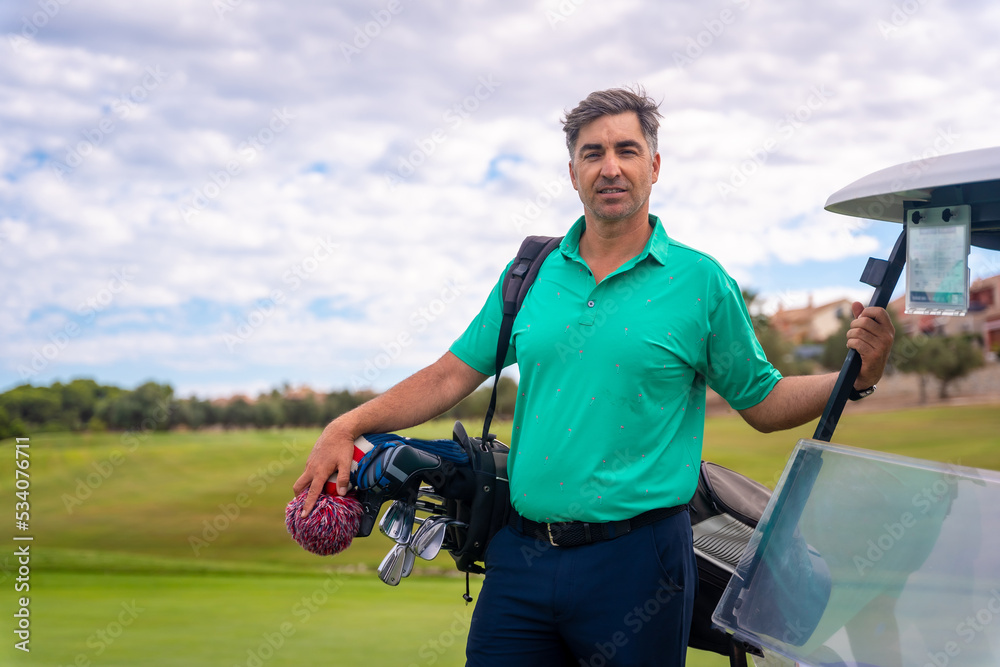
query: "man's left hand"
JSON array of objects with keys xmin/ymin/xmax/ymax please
[{"xmin": 846, "ymin": 302, "xmax": 895, "ymax": 389}]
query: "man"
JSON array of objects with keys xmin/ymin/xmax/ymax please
[{"xmin": 294, "ymin": 87, "xmax": 894, "ymax": 665}]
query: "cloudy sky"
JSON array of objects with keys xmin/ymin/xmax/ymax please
[{"xmin": 2, "ymin": 0, "xmax": 1000, "ymax": 399}]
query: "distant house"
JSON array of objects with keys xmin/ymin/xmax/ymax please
[
  {"xmin": 210, "ymin": 393, "xmax": 254, "ymax": 407},
  {"xmin": 889, "ymin": 272, "xmax": 1000, "ymax": 359},
  {"xmin": 770, "ymin": 297, "xmax": 854, "ymax": 344},
  {"xmin": 284, "ymin": 386, "xmax": 321, "ymax": 402}
]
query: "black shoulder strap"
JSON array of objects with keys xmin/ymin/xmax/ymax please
[{"xmin": 481, "ymin": 235, "xmax": 563, "ymax": 441}]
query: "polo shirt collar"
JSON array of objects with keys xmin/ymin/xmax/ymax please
[{"xmin": 560, "ymin": 214, "xmax": 670, "ymax": 267}]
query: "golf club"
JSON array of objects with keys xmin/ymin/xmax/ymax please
[
  {"xmin": 377, "ymin": 543, "xmax": 407, "ymax": 586},
  {"xmin": 401, "ymin": 544, "xmax": 416, "ymax": 578},
  {"xmin": 379, "ymin": 500, "xmax": 416, "ymax": 544},
  {"xmin": 414, "ymin": 499, "xmax": 449, "ymax": 516},
  {"xmin": 410, "ymin": 515, "xmax": 450, "ymax": 560}
]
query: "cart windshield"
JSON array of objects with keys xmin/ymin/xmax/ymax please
[{"xmin": 715, "ymin": 439, "xmax": 1000, "ymax": 666}]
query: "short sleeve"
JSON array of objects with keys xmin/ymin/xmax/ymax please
[
  {"xmin": 703, "ymin": 277, "xmax": 782, "ymax": 410},
  {"xmin": 449, "ymin": 263, "xmax": 517, "ymax": 376}
]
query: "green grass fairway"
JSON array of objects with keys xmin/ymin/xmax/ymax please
[
  {"xmin": 0, "ymin": 404, "xmax": 997, "ymax": 665},
  {"xmin": 1, "ymin": 569, "xmax": 478, "ymax": 667}
]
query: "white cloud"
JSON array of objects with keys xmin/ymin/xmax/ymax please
[{"xmin": 2, "ymin": 0, "xmax": 1000, "ymax": 394}]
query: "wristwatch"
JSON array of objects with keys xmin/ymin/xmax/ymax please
[{"xmin": 849, "ymin": 385, "xmax": 876, "ymax": 401}]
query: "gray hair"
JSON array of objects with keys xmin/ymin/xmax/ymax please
[{"xmin": 561, "ymin": 86, "xmax": 662, "ymax": 159}]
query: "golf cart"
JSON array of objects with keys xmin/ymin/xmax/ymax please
[{"xmin": 712, "ymin": 146, "xmax": 1000, "ymax": 666}]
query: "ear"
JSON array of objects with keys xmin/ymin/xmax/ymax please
[
  {"xmin": 568, "ymin": 159, "xmax": 579, "ymax": 191},
  {"xmin": 651, "ymin": 152, "xmax": 661, "ymax": 185}
]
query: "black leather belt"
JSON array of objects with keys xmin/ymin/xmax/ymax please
[{"xmin": 510, "ymin": 505, "xmax": 687, "ymax": 548}]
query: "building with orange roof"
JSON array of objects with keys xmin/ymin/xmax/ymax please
[{"xmin": 770, "ymin": 296, "xmax": 854, "ymax": 345}]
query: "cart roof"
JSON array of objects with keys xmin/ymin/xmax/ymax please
[{"xmin": 825, "ymin": 146, "xmax": 1000, "ymax": 250}]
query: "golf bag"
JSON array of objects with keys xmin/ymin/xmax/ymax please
[
  {"xmin": 493, "ymin": 235, "xmax": 768, "ymax": 666},
  {"xmin": 444, "ymin": 421, "xmax": 510, "ymax": 575}
]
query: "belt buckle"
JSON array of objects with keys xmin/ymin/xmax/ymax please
[{"xmin": 546, "ymin": 523, "xmax": 559, "ymax": 547}]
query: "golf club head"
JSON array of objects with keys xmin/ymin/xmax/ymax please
[
  {"xmin": 379, "ymin": 500, "xmax": 416, "ymax": 544},
  {"xmin": 412, "ymin": 515, "xmax": 449, "ymax": 560},
  {"xmin": 377, "ymin": 543, "xmax": 407, "ymax": 586},
  {"xmin": 408, "ymin": 514, "xmax": 438, "ymax": 549},
  {"xmin": 401, "ymin": 543, "xmax": 416, "ymax": 578}
]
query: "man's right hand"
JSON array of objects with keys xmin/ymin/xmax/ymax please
[{"xmin": 292, "ymin": 421, "xmax": 356, "ymax": 518}]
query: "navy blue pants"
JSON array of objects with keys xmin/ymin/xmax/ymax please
[{"xmin": 466, "ymin": 511, "xmax": 696, "ymax": 666}]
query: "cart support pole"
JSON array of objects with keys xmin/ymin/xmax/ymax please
[{"xmin": 813, "ymin": 227, "xmax": 908, "ymax": 442}]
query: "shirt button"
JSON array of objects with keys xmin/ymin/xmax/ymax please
[{"xmin": 587, "ymin": 300, "xmax": 595, "ymax": 308}]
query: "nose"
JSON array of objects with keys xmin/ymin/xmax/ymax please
[{"xmin": 599, "ymin": 154, "xmax": 622, "ymax": 180}]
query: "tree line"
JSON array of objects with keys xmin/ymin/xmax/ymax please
[
  {"xmin": 1, "ymin": 309, "xmax": 985, "ymax": 441},
  {"xmin": 0, "ymin": 377, "xmax": 519, "ymax": 439}
]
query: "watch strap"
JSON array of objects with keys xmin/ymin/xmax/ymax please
[{"xmin": 849, "ymin": 385, "xmax": 876, "ymax": 401}]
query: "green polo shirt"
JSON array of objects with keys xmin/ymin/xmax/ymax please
[{"xmin": 450, "ymin": 215, "xmax": 781, "ymax": 523}]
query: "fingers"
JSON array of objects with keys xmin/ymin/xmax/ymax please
[
  {"xmin": 296, "ymin": 454, "xmax": 340, "ymax": 518},
  {"xmin": 845, "ymin": 306, "xmax": 895, "ymax": 387},
  {"xmin": 847, "ymin": 308, "xmax": 893, "ymax": 347},
  {"xmin": 294, "ymin": 427, "xmax": 356, "ymax": 518},
  {"xmin": 336, "ymin": 466, "xmax": 350, "ymax": 496},
  {"xmin": 301, "ymin": 479, "xmax": 323, "ymax": 518},
  {"xmin": 292, "ymin": 470, "xmax": 310, "ymax": 496},
  {"xmin": 849, "ymin": 304, "xmax": 892, "ymax": 333},
  {"xmin": 846, "ymin": 333, "xmax": 880, "ymax": 357}
]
